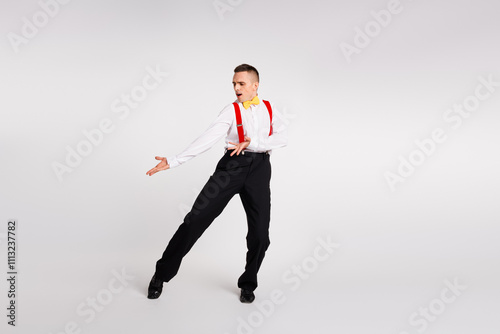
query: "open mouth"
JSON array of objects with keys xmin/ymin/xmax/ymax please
[{"xmin": 236, "ymin": 93, "xmax": 242, "ymax": 97}]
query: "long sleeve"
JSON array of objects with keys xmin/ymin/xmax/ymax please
[{"xmin": 167, "ymin": 105, "xmax": 233, "ymax": 168}]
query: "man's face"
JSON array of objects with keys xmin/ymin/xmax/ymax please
[{"xmin": 233, "ymin": 71, "xmax": 259, "ymax": 103}]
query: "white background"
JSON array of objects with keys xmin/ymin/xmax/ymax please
[{"xmin": 1, "ymin": 0, "xmax": 499, "ymax": 333}]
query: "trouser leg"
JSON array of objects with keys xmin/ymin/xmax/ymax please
[
  {"xmin": 155, "ymin": 164, "xmax": 244, "ymax": 282},
  {"xmin": 237, "ymin": 154, "xmax": 272, "ymax": 291}
]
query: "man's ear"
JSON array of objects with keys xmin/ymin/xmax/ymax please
[{"xmin": 254, "ymin": 81, "xmax": 259, "ymax": 90}]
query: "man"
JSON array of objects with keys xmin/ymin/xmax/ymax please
[{"xmin": 146, "ymin": 64, "xmax": 287, "ymax": 303}]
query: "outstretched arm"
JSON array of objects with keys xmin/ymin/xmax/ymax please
[
  {"xmin": 146, "ymin": 156, "xmax": 170, "ymax": 176},
  {"xmin": 164, "ymin": 105, "xmax": 233, "ymax": 169}
]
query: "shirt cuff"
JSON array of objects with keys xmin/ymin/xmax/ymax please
[
  {"xmin": 166, "ymin": 156, "xmax": 180, "ymax": 169},
  {"xmin": 246, "ymin": 138, "xmax": 259, "ymax": 151}
]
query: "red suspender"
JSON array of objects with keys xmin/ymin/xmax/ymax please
[
  {"xmin": 233, "ymin": 102, "xmax": 245, "ymax": 143},
  {"xmin": 262, "ymin": 100, "xmax": 273, "ymax": 136},
  {"xmin": 233, "ymin": 100, "xmax": 273, "ymax": 143}
]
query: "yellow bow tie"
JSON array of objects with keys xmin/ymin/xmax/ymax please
[{"xmin": 242, "ymin": 96, "xmax": 260, "ymax": 109}]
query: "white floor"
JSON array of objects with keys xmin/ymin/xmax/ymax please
[{"xmin": 2, "ymin": 200, "xmax": 499, "ymax": 334}]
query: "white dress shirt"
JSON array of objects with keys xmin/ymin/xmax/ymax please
[{"xmin": 167, "ymin": 99, "xmax": 288, "ymax": 168}]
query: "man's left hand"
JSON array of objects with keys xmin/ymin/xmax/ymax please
[{"xmin": 228, "ymin": 136, "xmax": 251, "ymax": 156}]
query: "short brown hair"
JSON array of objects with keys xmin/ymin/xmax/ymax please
[{"xmin": 234, "ymin": 64, "xmax": 259, "ymax": 82}]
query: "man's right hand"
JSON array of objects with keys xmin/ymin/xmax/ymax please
[{"xmin": 146, "ymin": 156, "xmax": 170, "ymax": 176}]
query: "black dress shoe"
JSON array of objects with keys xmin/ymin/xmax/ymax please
[
  {"xmin": 147, "ymin": 275, "xmax": 163, "ymax": 299},
  {"xmin": 240, "ymin": 289, "xmax": 255, "ymax": 303}
]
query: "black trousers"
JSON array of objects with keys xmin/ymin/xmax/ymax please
[{"xmin": 155, "ymin": 150, "xmax": 272, "ymax": 291}]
